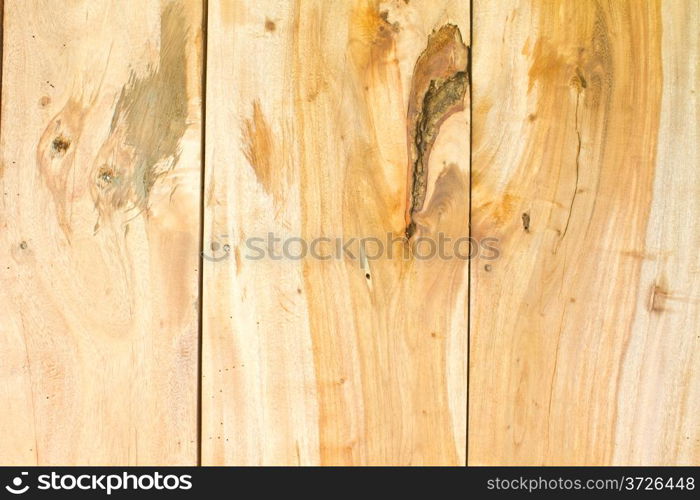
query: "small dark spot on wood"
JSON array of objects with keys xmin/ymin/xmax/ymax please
[
  {"xmin": 297, "ymin": 288, "xmax": 302, "ymax": 294},
  {"xmin": 405, "ymin": 221, "xmax": 416, "ymax": 240},
  {"xmin": 484, "ymin": 264, "xmax": 492, "ymax": 272},
  {"xmin": 570, "ymin": 297, "xmax": 576, "ymax": 303},
  {"xmin": 19, "ymin": 241, "xmax": 28, "ymax": 250},
  {"xmin": 365, "ymin": 273, "xmax": 371, "ymax": 280},
  {"xmin": 528, "ymin": 113, "xmax": 537, "ymax": 121},
  {"xmin": 521, "ymin": 212, "xmax": 530, "ymax": 232},
  {"xmin": 97, "ymin": 166, "xmax": 115, "ymax": 186},
  {"xmin": 39, "ymin": 96, "xmax": 51, "ymax": 107},
  {"xmin": 52, "ymin": 135, "xmax": 71, "ymax": 155},
  {"xmin": 265, "ymin": 19, "xmax": 276, "ymax": 32},
  {"xmin": 571, "ymin": 67, "xmax": 587, "ymax": 92}
]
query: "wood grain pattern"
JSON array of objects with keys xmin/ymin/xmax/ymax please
[
  {"xmin": 2, "ymin": 0, "xmax": 698, "ymax": 467},
  {"xmin": 203, "ymin": 0, "xmax": 469, "ymax": 465},
  {"xmin": 0, "ymin": 0, "xmax": 202, "ymax": 465},
  {"xmin": 469, "ymin": 0, "xmax": 699, "ymax": 465}
]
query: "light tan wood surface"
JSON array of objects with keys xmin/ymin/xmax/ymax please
[
  {"xmin": 1, "ymin": 0, "xmax": 698, "ymax": 467},
  {"xmin": 0, "ymin": 0, "xmax": 202, "ymax": 465},
  {"xmin": 202, "ymin": 0, "xmax": 469, "ymax": 465},
  {"xmin": 469, "ymin": 0, "xmax": 699, "ymax": 465}
]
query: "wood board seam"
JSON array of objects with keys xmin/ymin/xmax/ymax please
[
  {"xmin": 197, "ymin": 0, "xmax": 209, "ymax": 468},
  {"xmin": 466, "ymin": 0, "xmax": 473, "ymax": 466}
]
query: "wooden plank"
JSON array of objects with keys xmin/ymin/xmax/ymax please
[
  {"xmin": 469, "ymin": 0, "xmax": 699, "ymax": 465},
  {"xmin": 203, "ymin": 0, "xmax": 469, "ymax": 465},
  {"xmin": 0, "ymin": 0, "xmax": 202, "ymax": 465}
]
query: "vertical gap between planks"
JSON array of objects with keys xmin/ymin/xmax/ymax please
[
  {"xmin": 466, "ymin": 0, "xmax": 473, "ymax": 466},
  {"xmin": 196, "ymin": 0, "xmax": 209, "ymax": 467}
]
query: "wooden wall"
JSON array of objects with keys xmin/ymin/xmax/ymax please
[{"xmin": 0, "ymin": 0, "xmax": 697, "ymax": 466}]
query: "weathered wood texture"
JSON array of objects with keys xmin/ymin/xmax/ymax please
[
  {"xmin": 0, "ymin": 0, "xmax": 202, "ymax": 464},
  {"xmin": 469, "ymin": 0, "xmax": 700, "ymax": 465},
  {"xmin": 203, "ymin": 0, "xmax": 469, "ymax": 465}
]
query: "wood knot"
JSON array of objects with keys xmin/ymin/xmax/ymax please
[
  {"xmin": 51, "ymin": 135, "xmax": 71, "ymax": 155},
  {"xmin": 97, "ymin": 166, "xmax": 116, "ymax": 187},
  {"xmin": 570, "ymin": 67, "xmax": 587, "ymax": 92}
]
